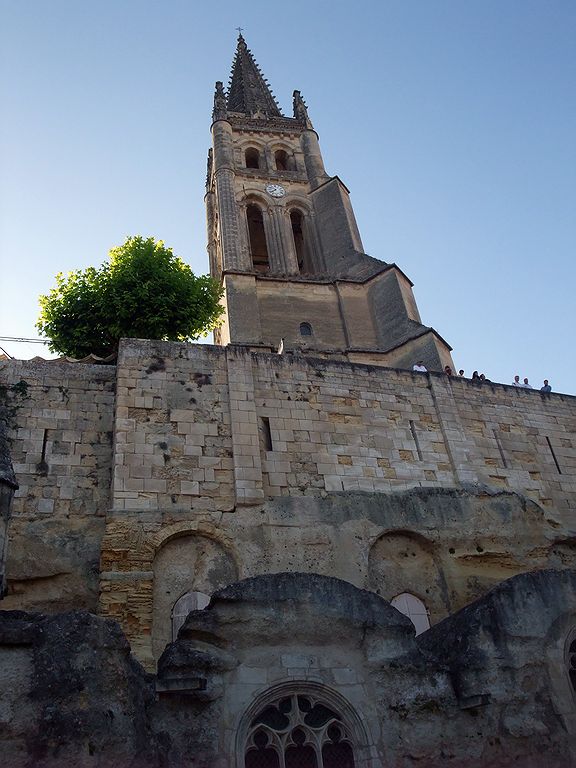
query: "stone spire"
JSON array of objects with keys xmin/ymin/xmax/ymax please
[
  {"xmin": 226, "ymin": 34, "xmax": 282, "ymax": 117},
  {"xmin": 293, "ymin": 90, "xmax": 313, "ymax": 129}
]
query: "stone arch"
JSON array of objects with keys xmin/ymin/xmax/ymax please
[
  {"xmin": 151, "ymin": 520, "xmax": 241, "ymax": 565},
  {"xmin": 368, "ymin": 530, "xmax": 445, "ymax": 624},
  {"xmin": 546, "ymin": 612, "xmax": 576, "ymax": 735},
  {"xmin": 235, "ymin": 681, "xmax": 375, "ymax": 768},
  {"xmin": 236, "ymin": 138, "xmax": 267, "ymax": 171},
  {"xmin": 151, "ymin": 529, "xmax": 238, "ymax": 660}
]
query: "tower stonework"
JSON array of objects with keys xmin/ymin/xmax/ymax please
[{"xmin": 207, "ymin": 35, "xmax": 453, "ymax": 371}]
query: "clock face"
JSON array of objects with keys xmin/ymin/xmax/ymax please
[{"xmin": 266, "ymin": 183, "xmax": 286, "ymax": 198}]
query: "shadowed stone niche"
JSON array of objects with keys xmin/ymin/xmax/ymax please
[
  {"xmin": 151, "ymin": 532, "xmax": 238, "ymax": 661},
  {"xmin": 368, "ymin": 530, "xmax": 441, "ymax": 624}
]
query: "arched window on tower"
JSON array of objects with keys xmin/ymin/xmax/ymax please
[
  {"xmin": 245, "ymin": 147, "xmax": 261, "ymax": 169},
  {"xmin": 275, "ymin": 149, "xmax": 289, "ymax": 171},
  {"xmin": 245, "ymin": 693, "xmax": 356, "ymax": 768},
  {"xmin": 247, "ymin": 204, "xmax": 270, "ymax": 273},
  {"xmin": 391, "ymin": 592, "xmax": 430, "ymax": 635},
  {"xmin": 290, "ymin": 210, "xmax": 306, "ymax": 272},
  {"xmin": 171, "ymin": 590, "xmax": 210, "ymax": 641}
]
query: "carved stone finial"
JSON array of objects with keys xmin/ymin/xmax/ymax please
[
  {"xmin": 212, "ymin": 81, "xmax": 227, "ymax": 121},
  {"xmin": 293, "ymin": 90, "xmax": 313, "ymax": 128}
]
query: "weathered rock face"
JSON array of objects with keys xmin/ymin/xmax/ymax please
[
  {"xmin": 1, "ymin": 569, "xmax": 576, "ymax": 766},
  {"xmin": 0, "ymin": 610, "xmax": 158, "ymax": 768},
  {"xmin": 155, "ymin": 569, "xmax": 576, "ymax": 767},
  {"xmin": 99, "ymin": 484, "xmax": 574, "ymax": 669}
]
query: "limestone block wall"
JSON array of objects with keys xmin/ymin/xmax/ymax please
[
  {"xmin": 256, "ymin": 279, "xmax": 348, "ymax": 350},
  {"xmin": 111, "ymin": 341, "xmax": 234, "ymax": 513},
  {"xmin": 247, "ymin": 352, "xmax": 576, "ymax": 516},
  {"xmin": 448, "ymin": 376, "xmax": 576, "ymax": 515},
  {"xmin": 0, "ymin": 359, "xmax": 115, "ymax": 612},
  {"xmin": 101, "ymin": 340, "xmax": 237, "ymax": 663}
]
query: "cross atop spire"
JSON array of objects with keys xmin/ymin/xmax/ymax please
[{"xmin": 226, "ymin": 34, "xmax": 282, "ymax": 118}]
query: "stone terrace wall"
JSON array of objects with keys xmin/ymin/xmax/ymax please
[
  {"xmin": 109, "ymin": 341, "xmax": 576, "ymax": 518},
  {"xmin": 0, "ymin": 359, "xmax": 115, "ymax": 612},
  {"xmin": 251, "ymin": 353, "xmax": 576, "ymax": 515}
]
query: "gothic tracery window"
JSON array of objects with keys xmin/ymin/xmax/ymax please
[{"xmin": 245, "ymin": 693, "xmax": 355, "ymax": 768}]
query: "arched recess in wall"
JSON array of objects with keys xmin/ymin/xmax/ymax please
[
  {"xmin": 246, "ymin": 202, "xmax": 270, "ymax": 273},
  {"xmin": 151, "ymin": 533, "xmax": 238, "ymax": 660},
  {"xmin": 236, "ymin": 681, "xmax": 372, "ymax": 768},
  {"xmin": 368, "ymin": 530, "xmax": 444, "ymax": 625}
]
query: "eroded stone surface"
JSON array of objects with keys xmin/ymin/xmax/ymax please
[{"xmin": 2, "ymin": 570, "xmax": 574, "ymax": 767}]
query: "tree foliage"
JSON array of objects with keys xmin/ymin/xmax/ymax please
[{"xmin": 37, "ymin": 236, "xmax": 224, "ymax": 358}]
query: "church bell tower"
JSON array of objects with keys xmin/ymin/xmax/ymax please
[{"xmin": 206, "ymin": 34, "xmax": 453, "ymax": 371}]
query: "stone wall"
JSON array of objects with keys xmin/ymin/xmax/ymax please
[
  {"xmin": 0, "ymin": 359, "xmax": 115, "ymax": 612},
  {"xmin": 2, "ymin": 341, "xmax": 576, "ymax": 668}
]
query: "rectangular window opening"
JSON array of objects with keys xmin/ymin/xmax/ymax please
[
  {"xmin": 546, "ymin": 436, "xmax": 562, "ymax": 474},
  {"xmin": 493, "ymin": 429, "xmax": 508, "ymax": 469},
  {"xmin": 260, "ymin": 417, "xmax": 273, "ymax": 453},
  {"xmin": 409, "ymin": 420, "xmax": 423, "ymax": 461},
  {"xmin": 36, "ymin": 428, "xmax": 49, "ymax": 475}
]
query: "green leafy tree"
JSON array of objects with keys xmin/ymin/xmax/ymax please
[{"xmin": 37, "ymin": 236, "xmax": 224, "ymax": 358}]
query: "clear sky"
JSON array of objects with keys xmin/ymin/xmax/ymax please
[{"xmin": 1, "ymin": 0, "xmax": 575, "ymax": 393}]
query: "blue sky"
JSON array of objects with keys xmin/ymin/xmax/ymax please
[{"xmin": 1, "ymin": 1, "xmax": 575, "ymax": 393}]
